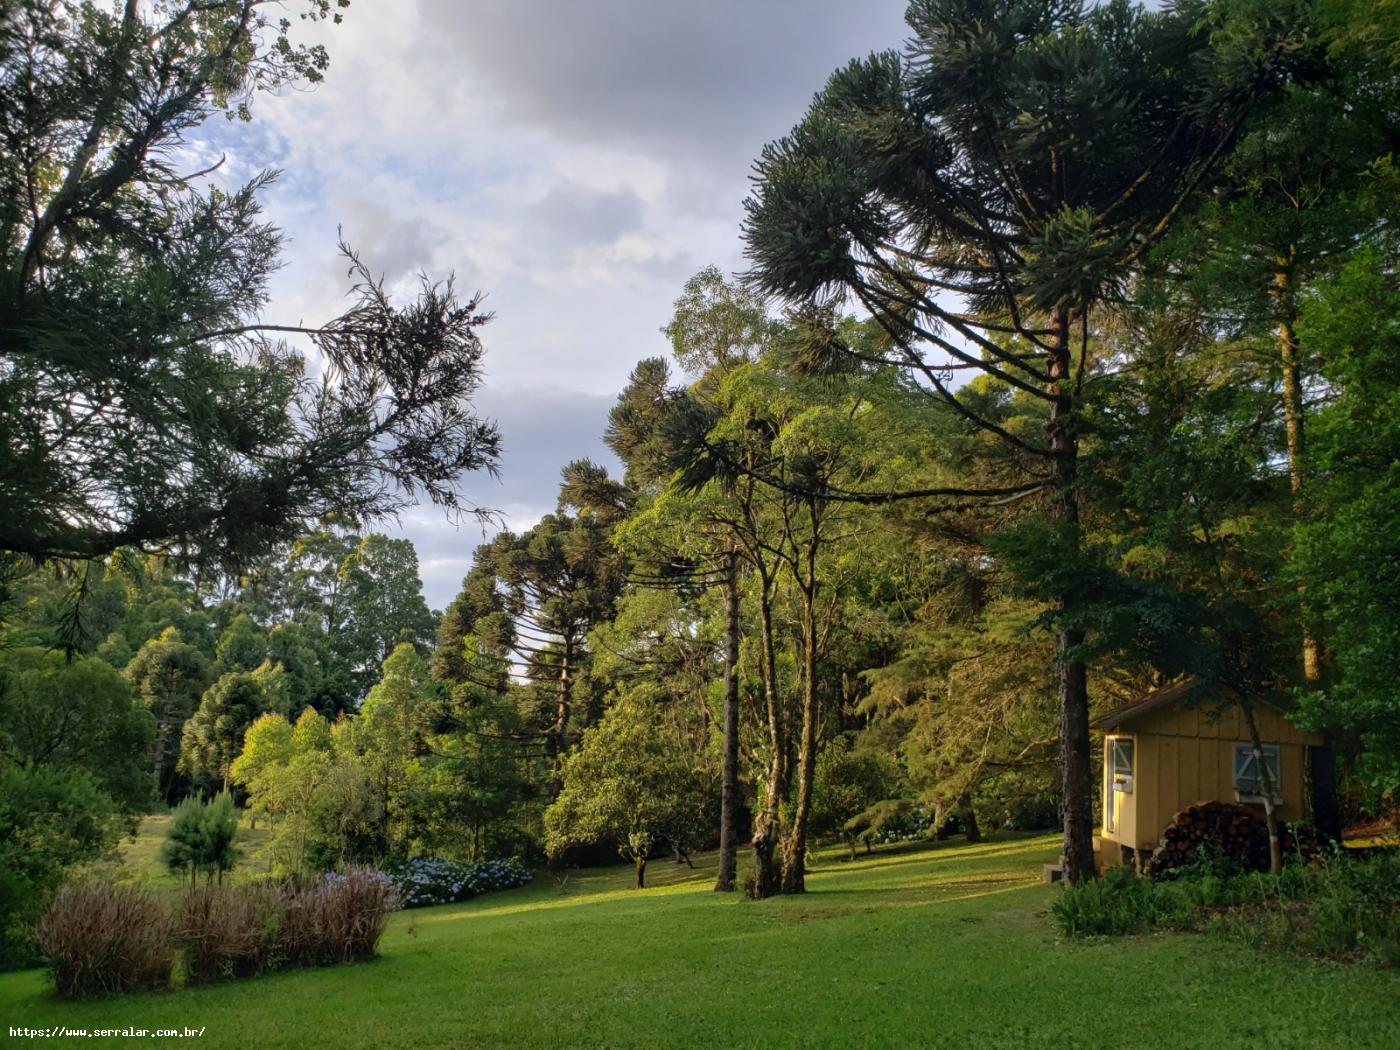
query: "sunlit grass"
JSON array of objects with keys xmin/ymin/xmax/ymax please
[{"xmin": 79, "ymin": 814, "xmax": 275, "ymax": 893}]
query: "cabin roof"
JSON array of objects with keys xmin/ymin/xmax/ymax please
[{"xmin": 1091, "ymin": 678, "xmax": 1291, "ymax": 732}]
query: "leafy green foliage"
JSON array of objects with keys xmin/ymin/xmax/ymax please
[
  {"xmin": 125, "ymin": 628, "xmax": 212, "ymax": 802},
  {"xmin": 215, "ymin": 616, "xmax": 268, "ymax": 675},
  {"xmin": 809, "ymin": 741, "xmax": 900, "ymax": 856},
  {"xmin": 545, "ymin": 696, "xmax": 707, "ymax": 884},
  {"xmin": 1292, "ymin": 248, "xmax": 1400, "ymax": 792},
  {"xmin": 160, "ymin": 794, "xmax": 240, "ymax": 887},
  {"xmin": 229, "ymin": 713, "xmax": 295, "ymax": 799},
  {"xmin": 0, "ymin": 648, "xmax": 154, "ymax": 809},
  {"xmin": 1050, "ymin": 865, "xmax": 1192, "ymax": 938},
  {"xmin": 664, "ymin": 264, "xmax": 771, "ymax": 377},
  {"xmin": 179, "ymin": 671, "xmax": 275, "ymax": 792},
  {"xmin": 1055, "ymin": 848, "xmax": 1400, "ymax": 967},
  {"xmin": 0, "ymin": 764, "xmax": 124, "ymax": 968}
]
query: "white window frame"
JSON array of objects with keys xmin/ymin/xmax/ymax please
[
  {"xmin": 1233, "ymin": 742, "xmax": 1282, "ymax": 805},
  {"xmin": 1109, "ymin": 737, "xmax": 1135, "ymax": 795}
]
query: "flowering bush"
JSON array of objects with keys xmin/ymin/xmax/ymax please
[{"xmin": 381, "ymin": 857, "xmax": 532, "ymax": 909}]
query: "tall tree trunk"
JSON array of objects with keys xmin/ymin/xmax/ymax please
[
  {"xmin": 750, "ymin": 574, "xmax": 783, "ymax": 899},
  {"xmin": 151, "ymin": 720, "xmax": 169, "ymax": 802},
  {"xmin": 1274, "ymin": 257, "xmax": 1320, "ymax": 680},
  {"xmin": 959, "ymin": 795, "xmax": 981, "ymax": 844},
  {"xmin": 1048, "ymin": 307, "xmax": 1096, "ymax": 884},
  {"xmin": 635, "ymin": 854, "xmax": 647, "ymax": 889},
  {"xmin": 550, "ymin": 636, "xmax": 573, "ymax": 761},
  {"xmin": 1274, "ymin": 257, "xmax": 1342, "ymax": 841},
  {"xmin": 1241, "ymin": 701, "xmax": 1282, "ymax": 875},
  {"xmin": 780, "ymin": 636, "xmax": 816, "ymax": 893},
  {"xmin": 781, "ymin": 546, "xmax": 820, "ymax": 895},
  {"xmin": 715, "ymin": 549, "xmax": 742, "ymax": 892}
]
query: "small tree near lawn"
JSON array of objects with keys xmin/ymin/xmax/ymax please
[
  {"xmin": 810, "ymin": 742, "xmax": 899, "ymax": 860},
  {"xmin": 160, "ymin": 793, "xmax": 239, "ymax": 887},
  {"xmin": 544, "ymin": 697, "xmax": 706, "ymax": 889}
]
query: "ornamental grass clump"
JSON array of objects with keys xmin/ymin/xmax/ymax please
[
  {"xmin": 177, "ymin": 885, "xmax": 284, "ymax": 984},
  {"xmin": 37, "ymin": 868, "xmax": 394, "ymax": 997},
  {"xmin": 33, "ymin": 884, "xmax": 175, "ymax": 999},
  {"xmin": 382, "ymin": 857, "xmax": 532, "ymax": 908},
  {"xmin": 278, "ymin": 867, "xmax": 392, "ymax": 967}
]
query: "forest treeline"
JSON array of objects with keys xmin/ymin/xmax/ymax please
[{"xmin": 3, "ymin": 0, "xmax": 1400, "ymax": 959}]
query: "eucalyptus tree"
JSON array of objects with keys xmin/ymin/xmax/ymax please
[
  {"xmin": 612, "ymin": 350, "xmax": 800, "ymax": 894},
  {"xmin": 0, "ymin": 0, "xmax": 501, "ymax": 573},
  {"xmin": 664, "ymin": 264, "xmax": 773, "ymax": 378},
  {"xmin": 741, "ymin": 0, "xmax": 1311, "ymax": 881}
]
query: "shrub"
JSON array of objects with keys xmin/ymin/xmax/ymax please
[
  {"xmin": 177, "ymin": 885, "xmax": 284, "ymax": 984},
  {"xmin": 33, "ymin": 884, "xmax": 174, "ymax": 998},
  {"xmin": 312, "ymin": 867, "xmax": 394, "ymax": 964},
  {"xmin": 0, "ymin": 764, "xmax": 125, "ymax": 970},
  {"xmin": 160, "ymin": 793, "xmax": 239, "ymax": 887},
  {"xmin": 1055, "ymin": 847, "xmax": 1400, "ymax": 966},
  {"xmin": 382, "ymin": 857, "xmax": 533, "ymax": 908},
  {"xmin": 281, "ymin": 867, "xmax": 393, "ymax": 967},
  {"xmin": 182, "ymin": 867, "xmax": 393, "ymax": 977},
  {"xmin": 1050, "ymin": 866, "xmax": 1190, "ymax": 938}
]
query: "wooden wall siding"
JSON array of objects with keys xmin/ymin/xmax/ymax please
[
  {"xmin": 1100, "ymin": 731, "xmax": 1311, "ymax": 851},
  {"xmin": 1132, "ymin": 700, "xmax": 1317, "ymax": 746},
  {"xmin": 1129, "ymin": 734, "xmax": 1310, "ymax": 849}
]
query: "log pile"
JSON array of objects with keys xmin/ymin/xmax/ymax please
[{"xmin": 1144, "ymin": 801, "xmax": 1319, "ymax": 876}]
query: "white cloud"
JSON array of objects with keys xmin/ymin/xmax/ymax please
[{"xmin": 197, "ymin": 0, "xmax": 910, "ymax": 603}]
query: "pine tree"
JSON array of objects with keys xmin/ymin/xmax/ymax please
[
  {"xmin": 0, "ymin": 1, "xmax": 500, "ymax": 571},
  {"xmin": 741, "ymin": 0, "xmax": 1312, "ymax": 882}
]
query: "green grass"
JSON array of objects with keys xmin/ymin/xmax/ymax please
[
  {"xmin": 4, "ymin": 833, "xmax": 1398, "ymax": 1049},
  {"xmin": 79, "ymin": 814, "xmax": 275, "ymax": 892}
]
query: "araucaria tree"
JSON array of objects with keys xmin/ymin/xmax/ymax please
[
  {"xmin": 0, "ymin": 0, "xmax": 500, "ymax": 573},
  {"xmin": 484, "ymin": 510, "xmax": 624, "ymax": 764},
  {"xmin": 741, "ymin": 0, "xmax": 1310, "ymax": 882}
]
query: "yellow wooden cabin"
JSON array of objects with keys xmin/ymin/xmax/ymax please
[{"xmin": 1092, "ymin": 680, "xmax": 1324, "ymax": 871}]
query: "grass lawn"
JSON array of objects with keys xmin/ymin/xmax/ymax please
[
  {"xmin": 3, "ymin": 833, "xmax": 1397, "ymax": 1049},
  {"xmin": 78, "ymin": 814, "xmax": 275, "ymax": 893}
]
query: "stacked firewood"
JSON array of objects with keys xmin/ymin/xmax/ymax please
[{"xmin": 1143, "ymin": 801, "xmax": 1319, "ymax": 875}]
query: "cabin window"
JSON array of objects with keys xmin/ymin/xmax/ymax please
[
  {"xmin": 1233, "ymin": 743, "xmax": 1281, "ymax": 803},
  {"xmin": 1109, "ymin": 738, "xmax": 1134, "ymax": 794}
]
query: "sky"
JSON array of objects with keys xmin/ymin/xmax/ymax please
[{"xmin": 205, "ymin": 0, "xmax": 912, "ymax": 608}]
